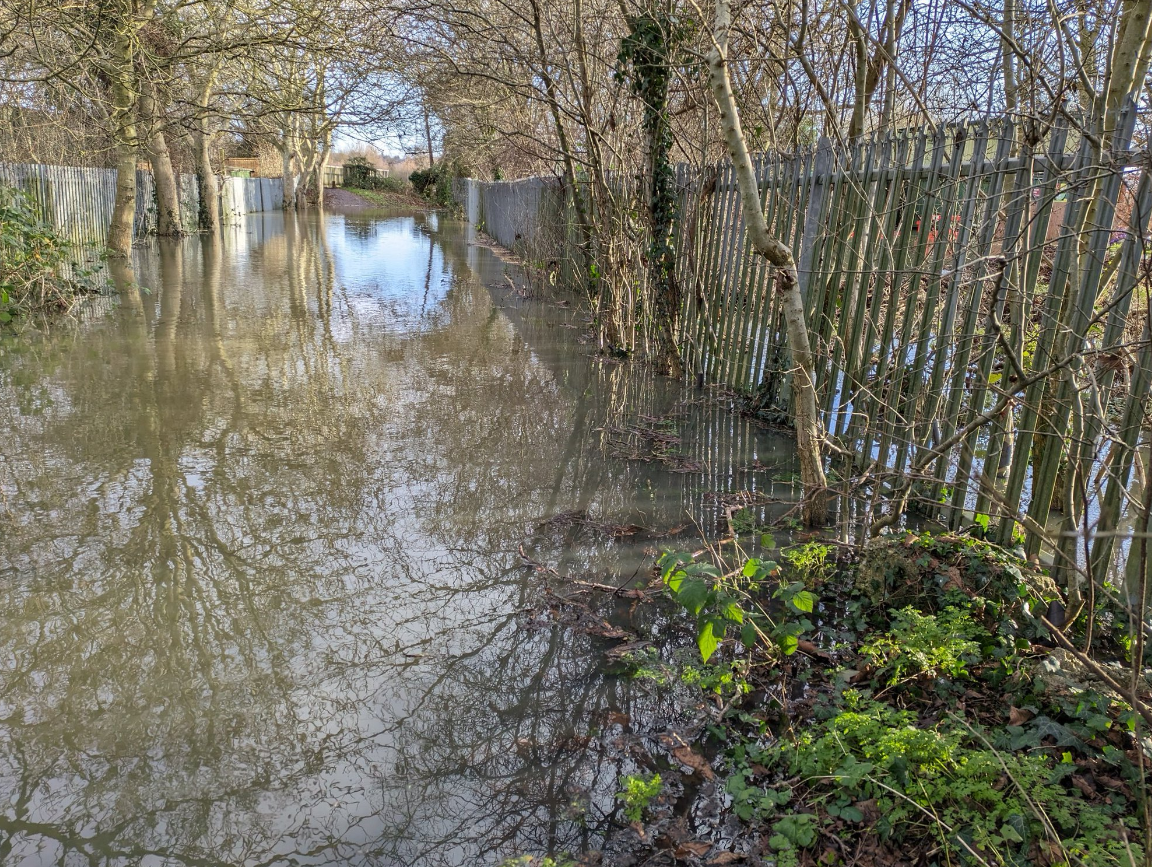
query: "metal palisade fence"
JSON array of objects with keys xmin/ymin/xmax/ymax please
[{"xmin": 456, "ymin": 111, "xmax": 1152, "ymax": 582}]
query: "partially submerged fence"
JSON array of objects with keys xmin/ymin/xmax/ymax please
[
  {"xmin": 0, "ymin": 162, "xmax": 287, "ymax": 250},
  {"xmin": 456, "ymin": 115, "xmax": 1152, "ymax": 582}
]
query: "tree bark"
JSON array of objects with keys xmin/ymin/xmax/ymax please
[
  {"xmin": 195, "ymin": 129, "xmax": 219, "ymax": 232},
  {"xmin": 424, "ymin": 102, "xmax": 435, "ymax": 168},
  {"xmin": 107, "ymin": 30, "xmax": 138, "ymax": 258},
  {"xmin": 193, "ymin": 68, "xmax": 221, "ymax": 233},
  {"xmin": 282, "ymin": 145, "xmax": 298, "ymax": 209},
  {"xmin": 706, "ymin": 0, "xmax": 828, "ymax": 525},
  {"xmin": 140, "ymin": 84, "xmax": 183, "ymax": 237},
  {"xmin": 1104, "ymin": 0, "xmax": 1152, "ymax": 141}
]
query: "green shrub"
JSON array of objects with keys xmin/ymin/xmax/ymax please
[
  {"xmin": 860, "ymin": 606, "xmax": 988, "ymax": 685},
  {"xmin": 409, "ymin": 162, "xmax": 454, "ymax": 206},
  {"xmin": 0, "ymin": 185, "xmax": 102, "ymax": 325}
]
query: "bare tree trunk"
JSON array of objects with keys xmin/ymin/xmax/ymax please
[
  {"xmin": 424, "ymin": 102, "xmax": 435, "ymax": 168},
  {"xmin": 848, "ymin": 18, "xmax": 869, "ymax": 139},
  {"xmin": 1104, "ymin": 0, "xmax": 1152, "ymax": 140},
  {"xmin": 706, "ymin": 0, "xmax": 828, "ymax": 525},
  {"xmin": 527, "ymin": 0, "xmax": 598, "ymax": 308},
  {"xmin": 110, "ymin": 136, "xmax": 138, "ymax": 258},
  {"xmin": 108, "ymin": 33, "xmax": 138, "ymax": 258},
  {"xmin": 195, "ymin": 129, "xmax": 219, "ymax": 232},
  {"xmin": 315, "ymin": 127, "xmax": 332, "ymax": 209},
  {"xmin": 193, "ymin": 69, "xmax": 221, "ymax": 233},
  {"xmin": 139, "ymin": 84, "xmax": 183, "ymax": 237},
  {"xmin": 281, "ymin": 146, "xmax": 297, "ymax": 209}
]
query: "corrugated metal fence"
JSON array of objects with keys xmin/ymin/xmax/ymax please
[
  {"xmin": 455, "ymin": 115, "xmax": 1152, "ymax": 582},
  {"xmin": 0, "ymin": 162, "xmax": 286, "ymax": 250}
]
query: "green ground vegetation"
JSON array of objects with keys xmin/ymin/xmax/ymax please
[
  {"xmin": 631, "ymin": 531, "xmax": 1150, "ymax": 867},
  {"xmin": 0, "ymin": 186, "xmax": 104, "ymax": 326}
]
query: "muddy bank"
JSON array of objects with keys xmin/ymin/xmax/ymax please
[{"xmin": 323, "ymin": 185, "xmax": 429, "ymax": 209}]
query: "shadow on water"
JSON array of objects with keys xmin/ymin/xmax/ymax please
[{"xmin": 0, "ymin": 207, "xmax": 800, "ymax": 866}]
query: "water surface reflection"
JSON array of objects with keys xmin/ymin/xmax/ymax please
[{"xmin": 0, "ymin": 209, "xmax": 796, "ymax": 866}]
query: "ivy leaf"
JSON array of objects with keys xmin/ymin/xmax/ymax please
[{"xmin": 1000, "ymin": 823, "xmax": 1024, "ymax": 843}]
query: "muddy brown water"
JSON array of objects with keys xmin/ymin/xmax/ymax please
[{"xmin": 0, "ymin": 209, "xmax": 801, "ymax": 866}]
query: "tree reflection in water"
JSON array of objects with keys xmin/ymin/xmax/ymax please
[{"xmin": 0, "ymin": 209, "xmax": 795, "ymax": 866}]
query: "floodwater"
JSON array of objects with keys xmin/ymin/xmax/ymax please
[{"xmin": 0, "ymin": 209, "xmax": 799, "ymax": 866}]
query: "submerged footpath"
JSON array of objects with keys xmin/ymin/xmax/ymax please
[{"xmin": 510, "ymin": 526, "xmax": 1150, "ymax": 867}]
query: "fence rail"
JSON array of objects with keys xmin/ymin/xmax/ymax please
[{"xmin": 455, "ymin": 115, "xmax": 1152, "ymax": 584}]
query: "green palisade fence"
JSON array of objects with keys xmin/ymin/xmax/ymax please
[{"xmin": 465, "ymin": 114, "xmax": 1151, "ymax": 585}]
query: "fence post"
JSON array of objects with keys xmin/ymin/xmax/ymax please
[{"xmin": 796, "ymin": 136, "xmax": 833, "ymax": 305}]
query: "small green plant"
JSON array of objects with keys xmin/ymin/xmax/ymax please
[
  {"xmin": 617, "ymin": 773, "xmax": 662, "ymax": 822},
  {"xmin": 0, "ymin": 185, "xmax": 103, "ymax": 325},
  {"xmin": 781, "ymin": 541, "xmax": 834, "ymax": 586},
  {"xmin": 755, "ymin": 697, "xmax": 1144, "ymax": 865},
  {"xmin": 860, "ymin": 606, "xmax": 988, "ymax": 685},
  {"xmin": 659, "ymin": 552, "xmax": 817, "ymax": 662}
]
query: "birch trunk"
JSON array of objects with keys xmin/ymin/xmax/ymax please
[{"xmin": 706, "ymin": 0, "xmax": 828, "ymax": 525}]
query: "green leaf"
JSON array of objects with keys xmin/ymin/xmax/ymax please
[
  {"xmin": 768, "ymin": 834, "xmax": 793, "ymax": 852},
  {"xmin": 697, "ymin": 618, "xmax": 720, "ymax": 662},
  {"xmin": 676, "ymin": 579, "xmax": 710, "ymax": 615},
  {"xmin": 790, "ymin": 590, "xmax": 816, "ymax": 613},
  {"xmin": 840, "ymin": 806, "xmax": 864, "ymax": 823},
  {"xmin": 740, "ymin": 622, "xmax": 758, "ymax": 648},
  {"xmin": 760, "ymin": 533, "xmax": 776, "ymax": 549},
  {"xmin": 777, "ymin": 633, "xmax": 798, "ymax": 655},
  {"xmin": 1000, "ymin": 823, "xmax": 1024, "ymax": 843},
  {"xmin": 722, "ymin": 599, "xmax": 744, "ymax": 623},
  {"xmin": 742, "ymin": 558, "xmax": 760, "ymax": 578}
]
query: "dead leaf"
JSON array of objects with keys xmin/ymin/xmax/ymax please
[
  {"xmin": 796, "ymin": 639, "xmax": 833, "ymax": 661},
  {"xmin": 708, "ymin": 853, "xmax": 745, "ymax": 865},
  {"xmin": 673, "ymin": 841, "xmax": 711, "ymax": 858},
  {"xmin": 1008, "ymin": 706, "xmax": 1034, "ymax": 726},
  {"xmin": 1070, "ymin": 775, "xmax": 1096, "ymax": 797},
  {"xmin": 855, "ymin": 799, "xmax": 881, "ymax": 824},
  {"xmin": 672, "ymin": 745, "xmax": 716, "ymax": 779}
]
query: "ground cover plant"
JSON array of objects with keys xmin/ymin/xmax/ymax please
[{"xmin": 602, "ymin": 531, "xmax": 1151, "ymax": 867}]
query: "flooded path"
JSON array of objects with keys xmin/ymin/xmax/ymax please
[{"xmin": 0, "ymin": 209, "xmax": 799, "ymax": 866}]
